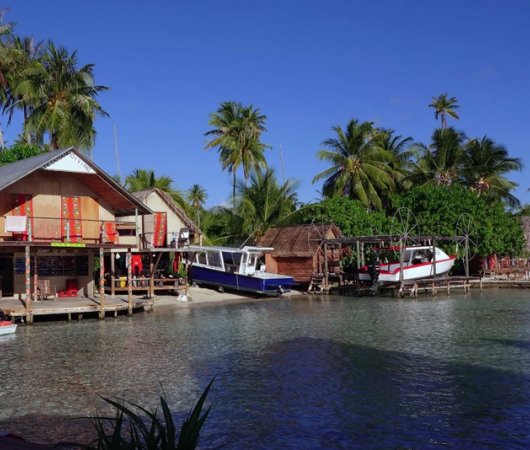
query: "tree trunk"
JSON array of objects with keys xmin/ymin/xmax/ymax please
[
  {"xmin": 232, "ymin": 172, "xmax": 236, "ymax": 209},
  {"xmin": 50, "ymin": 133, "xmax": 59, "ymax": 150},
  {"xmin": 0, "ymin": 123, "xmax": 5, "ymax": 149}
]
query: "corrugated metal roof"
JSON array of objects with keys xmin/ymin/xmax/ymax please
[{"xmin": 0, "ymin": 147, "xmax": 73, "ymax": 191}]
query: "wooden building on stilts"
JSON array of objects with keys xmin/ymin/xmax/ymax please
[{"xmin": 0, "ymin": 147, "xmax": 156, "ymax": 323}]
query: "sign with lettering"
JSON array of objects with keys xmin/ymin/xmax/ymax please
[
  {"xmin": 51, "ymin": 242, "xmax": 86, "ymax": 248},
  {"xmin": 44, "ymin": 152, "xmax": 96, "ymax": 174}
]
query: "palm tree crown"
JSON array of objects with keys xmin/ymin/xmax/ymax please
[
  {"xmin": 205, "ymin": 101, "xmax": 269, "ymax": 205},
  {"xmin": 188, "ymin": 184, "xmax": 208, "ymax": 228},
  {"xmin": 462, "ymin": 136, "xmax": 522, "ymax": 207},
  {"xmin": 429, "ymin": 93, "xmax": 460, "ymax": 129},
  {"xmin": 125, "ymin": 169, "xmax": 187, "ymax": 210},
  {"xmin": 313, "ymin": 119, "xmax": 398, "ymax": 209},
  {"xmin": 22, "ymin": 42, "xmax": 108, "ymax": 150},
  {"xmin": 236, "ymin": 167, "xmax": 298, "ymax": 241},
  {"xmin": 407, "ymin": 127, "xmax": 466, "ymax": 187}
]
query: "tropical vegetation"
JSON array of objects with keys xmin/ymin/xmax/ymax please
[
  {"xmin": 204, "ymin": 101, "xmax": 269, "ymax": 205},
  {"xmin": 0, "ymin": 20, "xmax": 108, "ymax": 151},
  {"xmin": 0, "ymin": 12, "xmax": 525, "ymax": 260}
]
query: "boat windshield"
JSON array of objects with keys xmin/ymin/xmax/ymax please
[
  {"xmin": 207, "ymin": 251, "xmax": 223, "ymax": 269},
  {"xmin": 222, "ymin": 252, "xmax": 242, "ymax": 266}
]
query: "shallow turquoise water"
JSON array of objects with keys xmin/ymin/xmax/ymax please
[{"xmin": 1, "ymin": 288, "xmax": 530, "ymax": 448}]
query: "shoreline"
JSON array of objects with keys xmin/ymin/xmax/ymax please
[{"xmin": 151, "ymin": 285, "xmax": 306, "ymax": 309}]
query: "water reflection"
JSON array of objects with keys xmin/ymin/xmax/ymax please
[{"xmin": 0, "ymin": 290, "xmax": 530, "ymax": 448}]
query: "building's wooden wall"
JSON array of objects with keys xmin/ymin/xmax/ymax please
[
  {"xmin": 13, "ymin": 250, "xmax": 94, "ymax": 295},
  {"xmin": 0, "ymin": 170, "xmax": 114, "ymax": 242},
  {"xmin": 274, "ymin": 257, "xmax": 315, "ymax": 283}
]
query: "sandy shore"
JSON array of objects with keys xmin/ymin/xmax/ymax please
[{"xmin": 150, "ymin": 285, "xmax": 305, "ymax": 308}]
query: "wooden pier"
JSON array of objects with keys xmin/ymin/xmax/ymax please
[
  {"xmin": 381, "ymin": 276, "xmax": 481, "ymax": 297},
  {"xmin": 0, "ymin": 295, "xmax": 154, "ymax": 323}
]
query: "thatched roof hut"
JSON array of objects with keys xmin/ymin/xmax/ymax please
[{"xmin": 257, "ymin": 224, "xmax": 343, "ymax": 284}]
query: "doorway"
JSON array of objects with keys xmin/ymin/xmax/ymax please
[{"xmin": 0, "ymin": 255, "xmax": 14, "ymax": 295}]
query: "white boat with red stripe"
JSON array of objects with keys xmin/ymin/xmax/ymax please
[{"xmin": 358, "ymin": 246, "xmax": 456, "ymax": 284}]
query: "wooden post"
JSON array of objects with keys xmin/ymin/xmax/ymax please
[
  {"xmin": 33, "ymin": 255, "xmax": 38, "ymax": 302},
  {"xmin": 361, "ymin": 242, "xmax": 365, "ymax": 267},
  {"xmin": 25, "ymin": 245, "xmax": 32, "ymax": 324},
  {"xmin": 432, "ymin": 238, "xmax": 437, "ymax": 278},
  {"xmin": 185, "ymin": 255, "xmax": 190, "ymax": 297},
  {"xmin": 149, "ymin": 253, "xmax": 154, "ymax": 298},
  {"xmin": 324, "ymin": 243, "xmax": 329, "ymax": 292},
  {"xmin": 464, "ymin": 236, "xmax": 470, "ymax": 278},
  {"xmin": 99, "ymin": 247, "xmax": 105, "ymax": 319},
  {"xmin": 399, "ymin": 238, "xmax": 404, "ymax": 284},
  {"xmin": 149, "ymin": 252, "xmax": 163, "ymax": 298},
  {"xmin": 110, "ymin": 251, "xmax": 116, "ymax": 297},
  {"xmin": 356, "ymin": 241, "xmax": 360, "ymax": 270},
  {"xmin": 127, "ymin": 249, "xmax": 132, "ymax": 316}
]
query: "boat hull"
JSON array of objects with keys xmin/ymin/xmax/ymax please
[
  {"xmin": 191, "ymin": 266, "xmax": 294, "ymax": 296},
  {"xmin": 359, "ymin": 256, "xmax": 457, "ymax": 284},
  {"xmin": 0, "ymin": 323, "xmax": 17, "ymax": 335}
]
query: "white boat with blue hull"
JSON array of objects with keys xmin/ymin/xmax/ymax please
[{"xmin": 189, "ymin": 246, "xmax": 294, "ymax": 296}]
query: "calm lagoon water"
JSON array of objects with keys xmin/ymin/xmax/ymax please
[{"xmin": 1, "ymin": 288, "xmax": 530, "ymax": 448}]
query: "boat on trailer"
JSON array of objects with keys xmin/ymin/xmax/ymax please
[
  {"xmin": 358, "ymin": 246, "xmax": 456, "ymax": 284},
  {"xmin": 189, "ymin": 246, "xmax": 294, "ymax": 296}
]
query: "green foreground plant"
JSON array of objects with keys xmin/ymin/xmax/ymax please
[{"xmin": 85, "ymin": 379, "xmax": 213, "ymax": 450}]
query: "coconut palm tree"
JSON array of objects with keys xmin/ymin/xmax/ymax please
[
  {"xmin": 188, "ymin": 184, "xmax": 207, "ymax": 228},
  {"xmin": 0, "ymin": 15, "xmax": 14, "ymax": 147},
  {"xmin": 429, "ymin": 93, "xmax": 460, "ymax": 129},
  {"xmin": 373, "ymin": 128, "xmax": 414, "ymax": 193},
  {"xmin": 312, "ymin": 119, "xmax": 398, "ymax": 210},
  {"xmin": 462, "ymin": 136, "xmax": 522, "ymax": 207},
  {"xmin": 22, "ymin": 42, "xmax": 108, "ymax": 150},
  {"xmin": 125, "ymin": 169, "xmax": 187, "ymax": 209},
  {"xmin": 2, "ymin": 36, "xmax": 44, "ymax": 143},
  {"xmin": 407, "ymin": 128, "xmax": 466, "ymax": 187},
  {"xmin": 236, "ymin": 167, "xmax": 298, "ymax": 242},
  {"xmin": 205, "ymin": 101, "xmax": 268, "ymax": 205}
]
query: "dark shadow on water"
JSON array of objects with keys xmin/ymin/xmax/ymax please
[
  {"xmin": 196, "ymin": 337, "xmax": 530, "ymax": 450},
  {"xmin": 481, "ymin": 338, "xmax": 530, "ymax": 351}
]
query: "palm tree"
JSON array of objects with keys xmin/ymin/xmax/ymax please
[
  {"xmin": 373, "ymin": 128, "xmax": 414, "ymax": 193},
  {"xmin": 188, "ymin": 184, "xmax": 207, "ymax": 228},
  {"xmin": 463, "ymin": 136, "xmax": 522, "ymax": 207},
  {"xmin": 429, "ymin": 93, "xmax": 460, "ymax": 129},
  {"xmin": 125, "ymin": 169, "xmax": 187, "ymax": 209},
  {"xmin": 312, "ymin": 119, "xmax": 398, "ymax": 210},
  {"xmin": 205, "ymin": 101, "xmax": 269, "ymax": 205},
  {"xmin": 2, "ymin": 36, "xmax": 44, "ymax": 143},
  {"xmin": 22, "ymin": 42, "xmax": 108, "ymax": 150},
  {"xmin": 0, "ymin": 14, "xmax": 14, "ymax": 147},
  {"xmin": 407, "ymin": 128, "xmax": 466, "ymax": 187},
  {"xmin": 236, "ymin": 167, "xmax": 298, "ymax": 242}
]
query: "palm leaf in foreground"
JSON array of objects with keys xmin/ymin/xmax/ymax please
[{"xmin": 86, "ymin": 378, "xmax": 214, "ymax": 449}]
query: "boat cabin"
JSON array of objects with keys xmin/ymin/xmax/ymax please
[{"xmin": 192, "ymin": 246, "xmax": 270, "ymax": 276}]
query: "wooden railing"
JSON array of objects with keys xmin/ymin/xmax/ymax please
[{"xmin": 2, "ymin": 216, "xmax": 121, "ymax": 244}]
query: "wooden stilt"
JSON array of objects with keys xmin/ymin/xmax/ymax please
[
  {"xmin": 149, "ymin": 252, "xmax": 163, "ymax": 298},
  {"xmin": 127, "ymin": 249, "xmax": 133, "ymax": 316},
  {"xmin": 324, "ymin": 243, "xmax": 329, "ymax": 293},
  {"xmin": 99, "ymin": 247, "xmax": 105, "ymax": 320},
  {"xmin": 25, "ymin": 245, "xmax": 31, "ymax": 324},
  {"xmin": 33, "ymin": 254, "xmax": 38, "ymax": 302},
  {"xmin": 110, "ymin": 252, "xmax": 116, "ymax": 297}
]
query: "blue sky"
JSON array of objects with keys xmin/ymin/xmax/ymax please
[{"xmin": 3, "ymin": 0, "xmax": 530, "ymax": 207}]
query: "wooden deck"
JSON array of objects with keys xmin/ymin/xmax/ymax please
[{"xmin": 0, "ymin": 294, "xmax": 154, "ymax": 323}]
